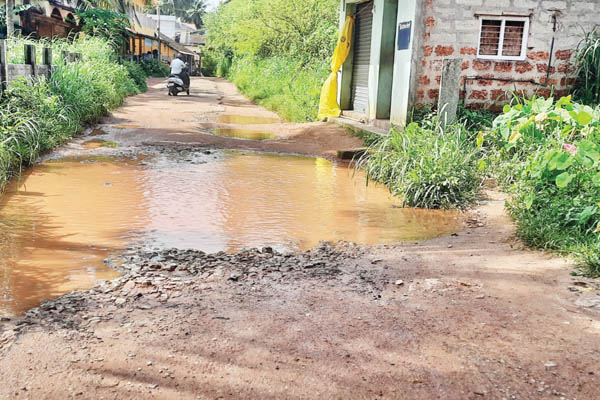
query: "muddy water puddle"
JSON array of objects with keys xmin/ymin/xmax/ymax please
[
  {"xmin": 0, "ymin": 151, "xmax": 463, "ymax": 316},
  {"xmin": 82, "ymin": 139, "xmax": 118, "ymax": 149},
  {"xmin": 209, "ymin": 114, "xmax": 280, "ymax": 140},
  {"xmin": 217, "ymin": 115, "xmax": 280, "ymax": 125},
  {"xmin": 212, "ymin": 128, "xmax": 276, "ymax": 141}
]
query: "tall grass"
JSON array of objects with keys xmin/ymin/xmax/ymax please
[
  {"xmin": 227, "ymin": 56, "xmax": 329, "ymax": 122},
  {"xmin": 0, "ymin": 36, "xmax": 144, "ymax": 191},
  {"xmin": 357, "ymin": 117, "xmax": 483, "ymax": 209},
  {"xmin": 574, "ymin": 28, "xmax": 600, "ymax": 104}
]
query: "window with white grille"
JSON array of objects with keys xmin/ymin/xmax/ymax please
[{"xmin": 477, "ymin": 16, "xmax": 529, "ymax": 60}]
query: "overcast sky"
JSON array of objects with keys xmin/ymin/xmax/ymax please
[{"xmin": 206, "ymin": 0, "xmax": 221, "ymax": 11}]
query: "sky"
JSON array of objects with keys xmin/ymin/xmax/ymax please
[{"xmin": 206, "ymin": 0, "xmax": 222, "ymax": 11}]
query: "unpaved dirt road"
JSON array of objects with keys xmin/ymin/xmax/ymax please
[{"xmin": 1, "ymin": 78, "xmax": 599, "ymax": 399}]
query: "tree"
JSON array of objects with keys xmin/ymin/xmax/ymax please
[
  {"xmin": 5, "ymin": 0, "xmax": 14, "ymax": 37},
  {"xmin": 185, "ymin": 0, "xmax": 205, "ymax": 28},
  {"xmin": 77, "ymin": 0, "xmax": 135, "ymax": 15},
  {"xmin": 76, "ymin": 8, "xmax": 131, "ymax": 50},
  {"xmin": 159, "ymin": 0, "xmax": 207, "ymax": 28}
]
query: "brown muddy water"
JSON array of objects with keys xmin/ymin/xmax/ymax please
[
  {"xmin": 212, "ymin": 128, "xmax": 276, "ymax": 141},
  {"xmin": 0, "ymin": 151, "xmax": 463, "ymax": 316},
  {"xmin": 209, "ymin": 115, "xmax": 280, "ymax": 140},
  {"xmin": 217, "ymin": 115, "xmax": 280, "ymax": 125}
]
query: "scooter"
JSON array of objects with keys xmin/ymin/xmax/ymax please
[{"xmin": 167, "ymin": 67, "xmax": 190, "ymax": 96}]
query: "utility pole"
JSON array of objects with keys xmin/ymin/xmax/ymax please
[{"xmin": 157, "ymin": 1, "xmax": 161, "ymax": 61}]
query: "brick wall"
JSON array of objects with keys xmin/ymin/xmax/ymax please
[{"xmin": 416, "ymin": 0, "xmax": 598, "ymax": 109}]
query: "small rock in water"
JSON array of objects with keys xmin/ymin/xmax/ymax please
[
  {"xmin": 544, "ymin": 361, "xmax": 557, "ymax": 368},
  {"xmin": 115, "ymin": 298, "xmax": 126, "ymax": 305},
  {"xmin": 395, "ymin": 280, "xmax": 404, "ymax": 286}
]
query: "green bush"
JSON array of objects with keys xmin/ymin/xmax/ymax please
[
  {"xmin": 123, "ymin": 61, "xmax": 148, "ymax": 92},
  {"xmin": 201, "ymin": 51, "xmax": 219, "ymax": 77},
  {"xmin": 0, "ymin": 36, "xmax": 141, "ymax": 191},
  {"xmin": 204, "ymin": 0, "xmax": 338, "ymax": 121},
  {"xmin": 227, "ymin": 56, "xmax": 329, "ymax": 122},
  {"xmin": 483, "ymin": 96, "xmax": 600, "ymax": 274},
  {"xmin": 357, "ymin": 118, "xmax": 483, "ymax": 209},
  {"xmin": 140, "ymin": 59, "xmax": 170, "ymax": 77},
  {"xmin": 573, "ymin": 28, "xmax": 600, "ymax": 104}
]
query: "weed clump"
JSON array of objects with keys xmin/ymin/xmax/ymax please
[
  {"xmin": 357, "ymin": 118, "xmax": 482, "ymax": 209},
  {"xmin": 0, "ymin": 36, "xmax": 145, "ymax": 191},
  {"xmin": 482, "ymin": 96, "xmax": 600, "ymax": 275}
]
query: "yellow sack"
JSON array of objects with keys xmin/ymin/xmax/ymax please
[{"xmin": 317, "ymin": 16, "xmax": 355, "ymax": 121}]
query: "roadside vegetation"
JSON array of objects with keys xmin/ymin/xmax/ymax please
[
  {"xmin": 203, "ymin": 0, "xmax": 338, "ymax": 122},
  {"xmin": 0, "ymin": 36, "xmax": 147, "ymax": 191},
  {"xmin": 359, "ymin": 29, "xmax": 600, "ymax": 275},
  {"xmin": 357, "ymin": 116, "xmax": 483, "ymax": 210}
]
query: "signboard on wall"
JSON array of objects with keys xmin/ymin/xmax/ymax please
[{"xmin": 397, "ymin": 21, "xmax": 412, "ymax": 50}]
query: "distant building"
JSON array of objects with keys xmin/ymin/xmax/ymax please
[
  {"xmin": 127, "ymin": 11, "xmax": 201, "ymax": 73},
  {"xmin": 148, "ymin": 14, "xmax": 198, "ymax": 46},
  {"xmin": 17, "ymin": 0, "xmax": 79, "ymax": 38},
  {"xmin": 336, "ymin": 0, "xmax": 598, "ymax": 128}
]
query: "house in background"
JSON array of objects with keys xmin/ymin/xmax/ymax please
[
  {"xmin": 148, "ymin": 14, "xmax": 200, "ymax": 46},
  {"xmin": 336, "ymin": 0, "xmax": 598, "ymax": 129},
  {"xmin": 127, "ymin": 10, "xmax": 201, "ymax": 72},
  {"xmin": 16, "ymin": 0, "xmax": 79, "ymax": 38}
]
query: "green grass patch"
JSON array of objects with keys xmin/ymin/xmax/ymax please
[
  {"xmin": 356, "ymin": 117, "xmax": 483, "ymax": 210},
  {"xmin": 225, "ymin": 56, "xmax": 329, "ymax": 122},
  {"xmin": 0, "ymin": 36, "xmax": 145, "ymax": 192}
]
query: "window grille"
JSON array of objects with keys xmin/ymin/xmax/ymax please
[{"xmin": 477, "ymin": 16, "xmax": 529, "ymax": 60}]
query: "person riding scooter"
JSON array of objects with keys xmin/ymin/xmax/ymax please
[{"xmin": 168, "ymin": 53, "xmax": 190, "ymax": 96}]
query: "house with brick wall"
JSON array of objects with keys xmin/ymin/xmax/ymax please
[{"xmin": 335, "ymin": 0, "xmax": 598, "ymax": 129}]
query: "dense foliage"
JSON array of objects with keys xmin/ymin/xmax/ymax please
[
  {"xmin": 481, "ymin": 96, "xmax": 600, "ymax": 274},
  {"xmin": 574, "ymin": 28, "xmax": 600, "ymax": 104},
  {"xmin": 76, "ymin": 8, "xmax": 131, "ymax": 50},
  {"xmin": 204, "ymin": 0, "xmax": 339, "ymax": 121},
  {"xmin": 358, "ymin": 118, "xmax": 483, "ymax": 210},
  {"xmin": 158, "ymin": 0, "xmax": 207, "ymax": 29},
  {"xmin": 140, "ymin": 59, "xmax": 170, "ymax": 77},
  {"xmin": 0, "ymin": 36, "xmax": 145, "ymax": 191}
]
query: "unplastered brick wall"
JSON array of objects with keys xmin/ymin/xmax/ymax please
[{"xmin": 416, "ymin": 0, "xmax": 598, "ymax": 109}]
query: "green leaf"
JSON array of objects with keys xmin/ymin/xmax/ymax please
[
  {"xmin": 476, "ymin": 131, "xmax": 484, "ymax": 148},
  {"xmin": 524, "ymin": 194, "xmax": 534, "ymax": 210},
  {"xmin": 592, "ymin": 173, "xmax": 600, "ymax": 186},
  {"xmin": 556, "ymin": 172, "xmax": 575, "ymax": 188},
  {"xmin": 478, "ymin": 159, "xmax": 486, "ymax": 171},
  {"xmin": 578, "ymin": 206, "xmax": 597, "ymax": 224},
  {"xmin": 569, "ymin": 110, "xmax": 593, "ymax": 126},
  {"xmin": 503, "ymin": 104, "xmax": 511, "ymax": 113},
  {"xmin": 548, "ymin": 152, "xmax": 573, "ymax": 171}
]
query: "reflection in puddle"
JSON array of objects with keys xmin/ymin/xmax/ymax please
[
  {"xmin": 0, "ymin": 158, "xmax": 145, "ymax": 316},
  {"xmin": 82, "ymin": 139, "xmax": 118, "ymax": 149},
  {"xmin": 212, "ymin": 128, "xmax": 276, "ymax": 141},
  {"xmin": 217, "ymin": 115, "xmax": 280, "ymax": 125},
  {"xmin": 0, "ymin": 151, "xmax": 463, "ymax": 316}
]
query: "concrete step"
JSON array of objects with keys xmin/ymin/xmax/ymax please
[
  {"xmin": 337, "ymin": 148, "xmax": 367, "ymax": 161},
  {"xmin": 328, "ymin": 116, "xmax": 390, "ymax": 137}
]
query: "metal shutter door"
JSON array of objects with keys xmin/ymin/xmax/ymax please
[{"xmin": 351, "ymin": 1, "xmax": 373, "ymax": 115}]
